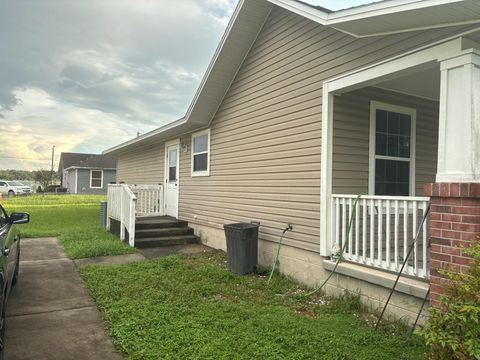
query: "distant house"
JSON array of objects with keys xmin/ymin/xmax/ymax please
[{"xmin": 58, "ymin": 152, "xmax": 117, "ymax": 194}]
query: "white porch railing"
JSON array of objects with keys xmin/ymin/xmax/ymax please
[
  {"xmin": 130, "ymin": 184, "xmax": 164, "ymax": 216},
  {"xmin": 332, "ymin": 194, "xmax": 430, "ymax": 279},
  {"xmin": 107, "ymin": 184, "xmax": 136, "ymax": 247},
  {"xmin": 107, "ymin": 184, "xmax": 164, "ymax": 247}
]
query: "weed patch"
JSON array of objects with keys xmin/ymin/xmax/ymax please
[{"xmin": 80, "ymin": 253, "xmax": 427, "ymax": 359}]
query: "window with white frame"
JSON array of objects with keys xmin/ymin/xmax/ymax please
[
  {"xmin": 90, "ymin": 170, "xmax": 103, "ymax": 188},
  {"xmin": 191, "ymin": 129, "xmax": 210, "ymax": 176},
  {"xmin": 369, "ymin": 101, "xmax": 416, "ymax": 196}
]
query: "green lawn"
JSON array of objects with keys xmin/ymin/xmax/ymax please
[
  {"xmin": 80, "ymin": 253, "xmax": 428, "ymax": 360},
  {"xmin": 2, "ymin": 194, "xmax": 136, "ymax": 259}
]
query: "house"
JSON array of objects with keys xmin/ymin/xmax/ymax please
[
  {"xmin": 58, "ymin": 152, "xmax": 117, "ymax": 194},
  {"xmin": 104, "ymin": 0, "xmax": 480, "ymax": 322}
]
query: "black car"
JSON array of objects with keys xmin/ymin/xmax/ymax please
[{"xmin": 0, "ymin": 204, "xmax": 29, "ymax": 358}]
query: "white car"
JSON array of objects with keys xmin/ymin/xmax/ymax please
[{"xmin": 0, "ymin": 180, "xmax": 33, "ymax": 196}]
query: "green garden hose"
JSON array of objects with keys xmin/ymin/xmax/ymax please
[
  {"xmin": 266, "ymin": 195, "xmax": 362, "ymax": 297},
  {"xmin": 302, "ymin": 194, "xmax": 362, "ymax": 297},
  {"xmin": 267, "ymin": 224, "xmax": 293, "ymax": 285}
]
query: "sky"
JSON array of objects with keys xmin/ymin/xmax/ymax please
[{"xmin": 0, "ymin": 0, "xmax": 375, "ymax": 170}]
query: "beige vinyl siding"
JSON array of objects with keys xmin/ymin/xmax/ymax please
[
  {"xmin": 117, "ymin": 143, "xmax": 164, "ymax": 185},
  {"xmin": 116, "ymin": 6, "xmax": 471, "ymax": 251},
  {"xmin": 177, "ymin": 7, "xmax": 463, "ymax": 252},
  {"xmin": 332, "ymin": 87, "xmax": 439, "ymax": 196}
]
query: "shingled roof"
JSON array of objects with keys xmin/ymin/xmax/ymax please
[
  {"xmin": 75, "ymin": 154, "xmax": 116, "ymax": 169},
  {"xmin": 58, "ymin": 152, "xmax": 116, "ymax": 172}
]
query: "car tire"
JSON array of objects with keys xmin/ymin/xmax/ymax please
[
  {"xmin": 0, "ymin": 295, "xmax": 6, "ymax": 360},
  {"xmin": 7, "ymin": 191, "xmax": 14, "ymax": 197}
]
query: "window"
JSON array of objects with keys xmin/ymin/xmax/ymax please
[
  {"xmin": 90, "ymin": 170, "xmax": 103, "ymax": 188},
  {"xmin": 191, "ymin": 129, "xmax": 210, "ymax": 176},
  {"xmin": 369, "ymin": 101, "xmax": 416, "ymax": 196},
  {"xmin": 168, "ymin": 147, "xmax": 178, "ymax": 181}
]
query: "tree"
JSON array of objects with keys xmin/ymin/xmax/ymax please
[
  {"xmin": 0, "ymin": 169, "xmax": 35, "ymax": 181},
  {"xmin": 34, "ymin": 169, "xmax": 54, "ymax": 190}
]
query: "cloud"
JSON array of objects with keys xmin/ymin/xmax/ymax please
[
  {"xmin": 0, "ymin": 87, "xmax": 141, "ymax": 170},
  {"xmin": 0, "ymin": 0, "xmax": 238, "ymax": 169},
  {"xmin": 0, "ymin": 0, "xmax": 375, "ymax": 170}
]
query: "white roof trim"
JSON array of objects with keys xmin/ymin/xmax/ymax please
[
  {"xmin": 265, "ymin": 0, "xmax": 479, "ymax": 38},
  {"xmin": 266, "ymin": 0, "xmax": 328, "ymax": 24},
  {"xmin": 104, "ymin": 0, "xmax": 480, "ymax": 155},
  {"xmin": 64, "ymin": 166, "xmax": 116, "ymax": 171},
  {"xmin": 183, "ymin": 0, "xmax": 245, "ymax": 124},
  {"xmin": 325, "ymin": 33, "xmax": 480, "ymax": 93},
  {"xmin": 104, "ymin": 117, "xmax": 186, "ymax": 154},
  {"xmin": 327, "ymin": 0, "xmax": 464, "ymax": 23},
  {"xmin": 104, "ymin": 0, "xmax": 272, "ymax": 155},
  {"xmin": 105, "ymin": 1, "xmax": 250, "ymax": 155}
]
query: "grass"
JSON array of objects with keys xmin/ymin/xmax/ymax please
[
  {"xmin": 79, "ymin": 252, "xmax": 428, "ymax": 360},
  {"xmin": 2, "ymin": 194, "xmax": 136, "ymax": 259}
]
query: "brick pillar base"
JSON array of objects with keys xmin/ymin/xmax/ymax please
[{"xmin": 424, "ymin": 183, "xmax": 480, "ymax": 307}]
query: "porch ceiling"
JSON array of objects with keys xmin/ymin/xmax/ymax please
[
  {"xmin": 329, "ymin": 0, "xmax": 480, "ymax": 37},
  {"xmin": 376, "ymin": 66, "xmax": 440, "ymax": 101}
]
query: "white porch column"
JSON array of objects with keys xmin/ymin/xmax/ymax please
[{"xmin": 437, "ymin": 49, "xmax": 480, "ymax": 183}]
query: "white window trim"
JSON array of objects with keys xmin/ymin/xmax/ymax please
[
  {"xmin": 90, "ymin": 169, "xmax": 104, "ymax": 189},
  {"xmin": 368, "ymin": 101, "xmax": 416, "ymax": 196},
  {"xmin": 191, "ymin": 128, "xmax": 211, "ymax": 177}
]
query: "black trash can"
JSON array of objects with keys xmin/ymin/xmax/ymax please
[{"xmin": 223, "ymin": 223, "xmax": 259, "ymax": 274}]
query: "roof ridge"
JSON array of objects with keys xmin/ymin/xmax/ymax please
[{"xmin": 291, "ymin": 0, "xmax": 332, "ymax": 13}]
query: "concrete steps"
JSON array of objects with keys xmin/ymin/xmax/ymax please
[{"xmin": 134, "ymin": 216, "xmax": 198, "ymax": 248}]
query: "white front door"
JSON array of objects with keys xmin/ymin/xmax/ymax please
[{"xmin": 165, "ymin": 142, "xmax": 179, "ymax": 217}]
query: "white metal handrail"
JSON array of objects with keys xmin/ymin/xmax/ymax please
[
  {"xmin": 332, "ymin": 194, "xmax": 430, "ymax": 279},
  {"xmin": 107, "ymin": 184, "xmax": 136, "ymax": 247}
]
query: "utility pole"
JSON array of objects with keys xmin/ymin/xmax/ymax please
[{"xmin": 51, "ymin": 145, "xmax": 55, "ymax": 185}]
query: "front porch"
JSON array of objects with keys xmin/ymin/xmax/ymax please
[{"xmin": 322, "ymin": 37, "xmax": 480, "ymax": 288}]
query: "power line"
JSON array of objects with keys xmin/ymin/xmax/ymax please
[{"xmin": 0, "ymin": 154, "xmax": 61, "ymax": 161}]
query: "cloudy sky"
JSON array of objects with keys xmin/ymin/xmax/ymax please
[{"xmin": 0, "ymin": 0, "xmax": 374, "ymax": 170}]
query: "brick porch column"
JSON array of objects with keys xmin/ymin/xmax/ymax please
[{"xmin": 424, "ymin": 183, "xmax": 480, "ymax": 307}]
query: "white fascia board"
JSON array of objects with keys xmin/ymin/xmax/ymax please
[
  {"xmin": 266, "ymin": 0, "xmax": 328, "ymax": 24},
  {"xmin": 326, "ymin": 37, "xmax": 465, "ymax": 94},
  {"xmin": 183, "ymin": 0, "xmax": 247, "ymax": 122},
  {"xmin": 103, "ymin": 117, "xmax": 186, "ymax": 154},
  {"xmin": 103, "ymin": 0, "xmax": 247, "ymax": 156},
  {"xmin": 326, "ymin": 0, "xmax": 463, "ymax": 24},
  {"xmin": 103, "ymin": 0, "xmax": 269, "ymax": 156},
  {"xmin": 64, "ymin": 166, "xmax": 116, "ymax": 171},
  {"xmin": 266, "ymin": 0, "xmax": 469, "ymax": 37}
]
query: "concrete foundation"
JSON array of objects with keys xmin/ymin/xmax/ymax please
[{"xmin": 191, "ymin": 222, "xmax": 429, "ymax": 324}]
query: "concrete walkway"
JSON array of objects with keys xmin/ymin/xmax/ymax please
[{"xmin": 5, "ymin": 238, "xmax": 121, "ymax": 360}]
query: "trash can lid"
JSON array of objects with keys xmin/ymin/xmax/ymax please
[{"xmin": 223, "ymin": 222, "xmax": 259, "ymax": 230}]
